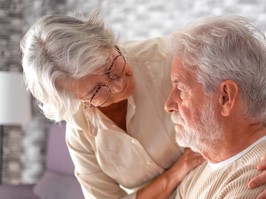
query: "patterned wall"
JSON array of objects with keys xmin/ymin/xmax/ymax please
[
  {"xmin": 0, "ymin": 0, "xmax": 68, "ymax": 184},
  {"xmin": 1, "ymin": 0, "xmax": 266, "ymax": 184}
]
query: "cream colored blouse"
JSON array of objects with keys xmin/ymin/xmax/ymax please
[{"xmin": 65, "ymin": 37, "xmax": 183, "ymax": 199}]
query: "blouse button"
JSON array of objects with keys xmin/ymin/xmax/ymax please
[
  {"xmin": 146, "ymin": 161, "xmax": 152, "ymax": 165},
  {"xmin": 131, "ymin": 139, "xmax": 137, "ymax": 144}
]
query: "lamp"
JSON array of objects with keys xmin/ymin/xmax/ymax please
[{"xmin": 0, "ymin": 71, "xmax": 32, "ymax": 183}]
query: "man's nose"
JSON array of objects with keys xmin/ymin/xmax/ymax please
[{"xmin": 164, "ymin": 90, "xmax": 179, "ymax": 113}]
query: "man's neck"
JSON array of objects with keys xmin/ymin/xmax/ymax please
[
  {"xmin": 208, "ymin": 135, "xmax": 266, "ymax": 169},
  {"xmin": 202, "ymin": 124, "xmax": 266, "ymax": 163}
]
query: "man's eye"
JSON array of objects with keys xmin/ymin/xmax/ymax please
[
  {"xmin": 176, "ymin": 87, "xmax": 186, "ymax": 99},
  {"xmin": 180, "ymin": 91, "xmax": 186, "ymax": 100},
  {"xmin": 176, "ymin": 86, "xmax": 183, "ymax": 92}
]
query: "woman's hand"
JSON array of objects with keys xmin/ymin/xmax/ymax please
[
  {"xmin": 136, "ymin": 148, "xmax": 205, "ymax": 199},
  {"xmin": 248, "ymin": 153, "xmax": 266, "ymax": 199},
  {"xmin": 168, "ymin": 148, "xmax": 205, "ymax": 183}
]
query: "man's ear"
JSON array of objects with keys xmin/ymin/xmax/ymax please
[{"xmin": 218, "ymin": 80, "xmax": 239, "ymax": 116}]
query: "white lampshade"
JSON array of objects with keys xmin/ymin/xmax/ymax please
[{"xmin": 0, "ymin": 71, "xmax": 31, "ymax": 125}]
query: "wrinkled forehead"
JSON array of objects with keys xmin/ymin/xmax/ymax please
[
  {"xmin": 91, "ymin": 47, "xmax": 120, "ymax": 73},
  {"xmin": 171, "ymin": 56, "xmax": 198, "ymax": 86}
]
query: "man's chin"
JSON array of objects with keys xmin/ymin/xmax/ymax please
[
  {"xmin": 175, "ymin": 131, "xmax": 189, "ymax": 148},
  {"xmin": 176, "ymin": 135, "xmax": 203, "ymax": 154},
  {"xmin": 175, "ymin": 138, "xmax": 189, "ymax": 149}
]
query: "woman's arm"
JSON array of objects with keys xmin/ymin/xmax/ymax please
[
  {"xmin": 66, "ymin": 125, "xmax": 128, "ymax": 199},
  {"xmin": 66, "ymin": 123, "xmax": 204, "ymax": 199},
  {"xmin": 136, "ymin": 148, "xmax": 205, "ymax": 199},
  {"xmin": 248, "ymin": 153, "xmax": 266, "ymax": 199}
]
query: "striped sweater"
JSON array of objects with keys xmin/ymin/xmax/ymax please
[{"xmin": 175, "ymin": 139, "xmax": 266, "ymax": 199}]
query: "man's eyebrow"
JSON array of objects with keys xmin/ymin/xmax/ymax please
[
  {"xmin": 172, "ymin": 79, "xmax": 188, "ymax": 89},
  {"xmin": 172, "ymin": 78, "xmax": 184, "ymax": 85}
]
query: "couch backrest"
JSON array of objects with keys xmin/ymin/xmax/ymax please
[
  {"xmin": 46, "ymin": 122, "xmax": 75, "ymax": 175},
  {"xmin": 33, "ymin": 123, "xmax": 84, "ymax": 199}
]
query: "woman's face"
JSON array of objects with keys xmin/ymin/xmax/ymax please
[{"xmin": 61, "ymin": 48, "xmax": 136, "ymax": 107}]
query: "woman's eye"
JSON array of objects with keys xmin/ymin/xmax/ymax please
[
  {"xmin": 94, "ymin": 86, "xmax": 103, "ymax": 95},
  {"xmin": 106, "ymin": 64, "xmax": 114, "ymax": 72}
]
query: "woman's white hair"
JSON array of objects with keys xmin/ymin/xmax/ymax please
[
  {"xmin": 20, "ymin": 11, "xmax": 117, "ymax": 122},
  {"xmin": 171, "ymin": 15, "xmax": 266, "ymax": 121}
]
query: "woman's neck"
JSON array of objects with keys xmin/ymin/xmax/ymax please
[{"xmin": 98, "ymin": 99, "xmax": 128, "ymax": 132}]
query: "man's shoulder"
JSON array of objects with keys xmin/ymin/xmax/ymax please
[
  {"xmin": 240, "ymin": 138, "xmax": 266, "ymax": 164},
  {"xmin": 175, "ymin": 141, "xmax": 266, "ymax": 199}
]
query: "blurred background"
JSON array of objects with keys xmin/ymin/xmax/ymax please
[{"xmin": 1, "ymin": 0, "xmax": 266, "ymax": 185}]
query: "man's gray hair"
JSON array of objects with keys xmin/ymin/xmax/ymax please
[
  {"xmin": 21, "ymin": 11, "xmax": 117, "ymax": 121},
  {"xmin": 171, "ymin": 16, "xmax": 266, "ymax": 121}
]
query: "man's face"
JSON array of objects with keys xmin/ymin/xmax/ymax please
[{"xmin": 164, "ymin": 57, "xmax": 224, "ymax": 153}]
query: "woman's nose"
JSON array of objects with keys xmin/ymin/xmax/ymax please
[{"xmin": 109, "ymin": 76, "xmax": 126, "ymax": 93}]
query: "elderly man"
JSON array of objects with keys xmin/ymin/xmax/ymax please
[{"xmin": 165, "ymin": 16, "xmax": 266, "ymax": 198}]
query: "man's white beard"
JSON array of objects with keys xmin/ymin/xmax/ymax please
[{"xmin": 172, "ymin": 101, "xmax": 224, "ymax": 153}]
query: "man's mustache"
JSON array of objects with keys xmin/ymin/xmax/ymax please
[{"xmin": 170, "ymin": 112, "xmax": 183, "ymax": 125}]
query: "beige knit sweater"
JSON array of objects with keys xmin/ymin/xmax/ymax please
[{"xmin": 175, "ymin": 138, "xmax": 266, "ymax": 199}]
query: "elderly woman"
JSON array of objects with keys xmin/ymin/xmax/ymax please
[{"xmin": 20, "ymin": 12, "xmax": 266, "ymax": 199}]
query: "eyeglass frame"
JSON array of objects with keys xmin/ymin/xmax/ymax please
[{"xmin": 83, "ymin": 47, "xmax": 126, "ymax": 108}]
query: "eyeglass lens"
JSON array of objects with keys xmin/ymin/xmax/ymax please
[
  {"xmin": 90, "ymin": 52, "xmax": 126, "ymax": 107},
  {"xmin": 107, "ymin": 55, "xmax": 125, "ymax": 79},
  {"xmin": 90, "ymin": 85, "xmax": 111, "ymax": 107}
]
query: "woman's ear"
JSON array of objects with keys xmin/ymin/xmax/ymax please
[{"xmin": 218, "ymin": 80, "xmax": 239, "ymax": 116}]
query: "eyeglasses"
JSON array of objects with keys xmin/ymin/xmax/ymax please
[{"xmin": 84, "ymin": 49, "xmax": 126, "ymax": 108}]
